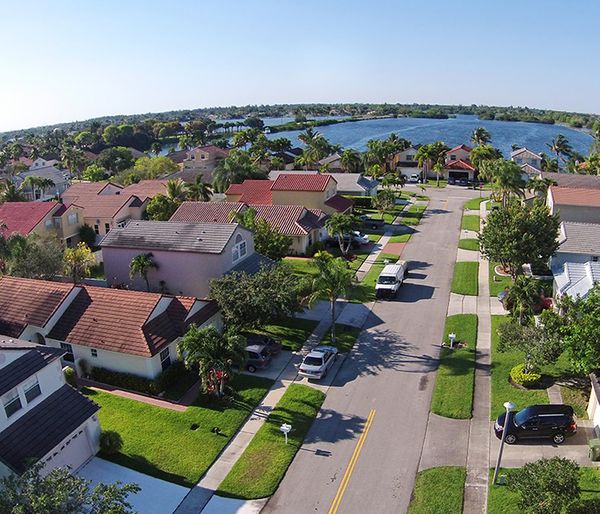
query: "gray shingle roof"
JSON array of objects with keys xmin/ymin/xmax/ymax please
[
  {"xmin": 0, "ymin": 384, "xmax": 99, "ymax": 473},
  {"xmin": 228, "ymin": 253, "xmax": 274, "ymax": 275},
  {"xmin": 559, "ymin": 222, "xmax": 600, "ymax": 255},
  {"xmin": 100, "ymin": 220, "xmax": 242, "ymax": 254},
  {"xmin": 554, "ymin": 261, "xmax": 600, "ymax": 299}
]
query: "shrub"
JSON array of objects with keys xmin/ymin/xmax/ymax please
[
  {"xmin": 90, "ymin": 366, "xmax": 161, "ymax": 395},
  {"xmin": 510, "ymin": 363, "xmax": 542, "ymax": 388},
  {"xmin": 348, "ymin": 195, "xmax": 372, "ymax": 209},
  {"xmin": 306, "ymin": 241, "xmax": 326, "ymax": 257},
  {"xmin": 99, "ymin": 430, "xmax": 123, "ymax": 455},
  {"xmin": 78, "ymin": 224, "xmax": 97, "ymax": 249},
  {"xmin": 63, "ymin": 367, "xmax": 77, "ymax": 387},
  {"xmin": 567, "ymin": 498, "xmax": 600, "ymax": 514},
  {"xmin": 160, "ymin": 360, "xmax": 187, "ymax": 389}
]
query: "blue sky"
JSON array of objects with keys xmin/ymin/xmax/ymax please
[{"xmin": 1, "ymin": 0, "xmax": 599, "ymax": 132}]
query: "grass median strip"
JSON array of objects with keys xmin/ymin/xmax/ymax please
[
  {"xmin": 253, "ymin": 317, "xmax": 320, "ymax": 351},
  {"xmin": 431, "ymin": 314, "xmax": 478, "ymax": 419},
  {"xmin": 408, "ymin": 466, "xmax": 466, "ymax": 514},
  {"xmin": 464, "ymin": 197, "xmax": 488, "ymax": 210},
  {"xmin": 489, "ymin": 261, "xmax": 512, "ymax": 298},
  {"xmin": 461, "ymin": 214, "xmax": 480, "ymax": 232},
  {"xmin": 321, "ymin": 323, "xmax": 362, "ymax": 353},
  {"xmin": 458, "ymin": 238, "xmax": 479, "ymax": 251},
  {"xmin": 451, "ymin": 261, "xmax": 479, "ymax": 296},
  {"xmin": 402, "ymin": 204, "xmax": 427, "ymax": 226},
  {"xmin": 389, "ymin": 232, "xmax": 412, "ymax": 243},
  {"xmin": 217, "ymin": 384, "xmax": 325, "ymax": 499}
]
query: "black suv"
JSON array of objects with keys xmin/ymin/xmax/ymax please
[{"xmin": 494, "ymin": 404, "xmax": 577, "ymax": 445}]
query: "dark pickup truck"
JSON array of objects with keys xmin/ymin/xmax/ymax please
[{"xmin": 359, "ymin": 215, "xmax": 385, "ymax": 230}]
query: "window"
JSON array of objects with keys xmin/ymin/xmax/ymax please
[
  {"xmin": 91, "ymin": 348, "xmax": 98, "ymax": 358},
  {"xmin": 407, "ymin": 154, "xmax": 414, "ymax": 161},
  {"xmin": 45, "ymin": 219, "xmax": 53, "ymax": 229},
  {"xmin": 53, "ymin": 218, "xmax": 61, "ymax": 228},
  {"xmin": 450, "ymin": 155, "xmax": 457, "ymax": 161},
  {"xmin": 23, "ymin": 377, "xmax": 41, "ymax": 404},
  {"xmin": 2, "ymin": 389, "xmax": 22, "ymax": 418},
  {"xmin": 60, "ymin": 342, "xmax": 74, "ymax": 362},
  {"xmin": 160, "ymin": 348, "xmax": 171, "ymax": 371},
  {"xmin": 93, "ymin": 224, "xmax": 99, "ymax": 235},
  {"xmin": 117, "ymin": 220, "xmax": 128, "ymax": 228},
  {"xmin": 104, "ymin": 223, "xmax": 111, "ymax": 234},
  {"xmin": 232, "ymin": 234, "xmax": 247, "ymax": 263},
  {"xmin": 68, "ymin": 213, "xmax": 79, "ymax": 225}
]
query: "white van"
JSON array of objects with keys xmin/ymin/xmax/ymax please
[{"xmin": 375, "ymin": 260, "xmax": 408, "ymax": 298}]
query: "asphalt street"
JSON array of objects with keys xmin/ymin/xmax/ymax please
[{"xmin": 263, "ymin": 187, "xmax": 480, "ymax": 514}]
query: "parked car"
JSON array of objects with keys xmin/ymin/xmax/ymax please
[
  {"xmin": 244, "ymin": 333, "xmax": 282, "ymax": 356},
  {"xmin": 359, "ymin": 214, "xmax": 385, "ymax": 230},
  {"xmin": 245, "ymin": 344, "xmax": 272, "ymax": 372},
  {"xmin": 457, "ymin": 178, "xmax": 469, "ymax": 186},
  {"xmin": 350, "ymin": 230, "xmax": 370, "ymax": 245},
  {"xmin": 375, "ymin": 260, "xmax": 408, "ymax": 298},
  {"xmin": 494, "ymin": 404, "xmax": 577, "ymax": 445},
  {"xmin": 297, "ymin": 346, "xmax": 338, "ymax": 379},
  {"xmin": 409, "ymin": 173, "xmax": 420, "ymax": 183},
  {"xmin": 447, "ymin": 176, "xmax": 456, "ymax": 185}
]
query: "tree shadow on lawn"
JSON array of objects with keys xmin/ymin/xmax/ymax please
[
  {"xmin": 438, "ymin": 347, "xmax": 475, "ymax": 377},
  {"xmin": 100, "ymin": 451, "xmax": 192, "ymax": 487}
]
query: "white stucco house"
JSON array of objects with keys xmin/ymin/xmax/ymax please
[{"xmin": 0, "ymin": 336, "xmax": 101, "ymax": 478}]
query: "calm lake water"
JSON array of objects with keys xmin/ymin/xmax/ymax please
[{"xmin": 265, "ymin": 114, "xmax": 594, "ymax": 158}]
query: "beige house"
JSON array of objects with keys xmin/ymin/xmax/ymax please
[
  {"xmin": 182, "ymin": 145, "xmax": 229, "ymax": 180},
  {"xmin": 511, "ymin": 148, "xmax": 543, "ymax": 169},
  {"xmin": 548, "ymin": 186, "xmax": 600, "ymax": 224}
]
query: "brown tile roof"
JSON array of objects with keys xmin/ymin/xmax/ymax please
[
  {"xmin": 0, "ymin": 277, "xmax": 74, "ymax": 337},
  {"xmin": 166, "ymin": 149, "xmax": 189, "ymax": 164},
  {"xmin": 542, "ymin": 172, "xmax": 600, "ymax": 190},
  {"xmin": 195, "ymin": 145, "xmax": 230, "ymax": 157},
  {"xmin": 272, "ymin": 173, "xmax": 332, "ymax": 192},
  {"xmin": 70, "ymin": 194, "xmax": 143, "ymax": 219},
  {"xmin": 0, "ymin": 201, "xmax": 60, "ymax": 237},
  {"xmin": 445, "ymin": 159, "xmax": 475, "ymax": 171},
  {"xmin": 447, "ymin": 144, "xmax": 472, "ymax": 153},
  {"xmin": 324, "ymin": 194, "xmax": 354, "ymax": 213},
  {"xmin": 550, "ymin": 186, "xmax": 600, "ymax": 207},
  {"xmin": 122, "ymin": 180, "xmax": 168, "ymax": 200},
  {"xmin": 170, "ymin": 202, "xmax": 245, "ymax": 224},
  {"xmin": 61, "ymin": 181, "xmax": 122, "ymax": 201},
  {"xmin": 249, "ymin": 204, "xmax": 325, "ymax": 235},
  {"xmin": 226, "ymin": 180, "xmax": 273, "ymax": 204}
]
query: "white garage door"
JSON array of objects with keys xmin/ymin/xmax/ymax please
[{"xmin": 42, "ymin": 428, "xmax": 93, "ymax": 473}]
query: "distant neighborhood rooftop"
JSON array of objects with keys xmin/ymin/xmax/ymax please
[
  {"xmin": 542, "ymin": 172, "xmax": 600, "ymax": 190},
  {"xmin": 271, "ymin": 173, "xmax": 333, "ymax": 192},
  {"xmin": 550, "ymin": 186, "xmax": 600, "ymax": 207}
]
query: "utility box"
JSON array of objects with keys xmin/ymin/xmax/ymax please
[{"xmin": 588, "ymin": 439, "xmax": 600, "ymax": 461}]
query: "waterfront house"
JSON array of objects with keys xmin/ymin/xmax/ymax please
[
  {"xmin": 511, "ymin": 147, "xmax": 543, "ymax": 169},
  {"xmin": 181, "ymin": 145, "xmax": 230, "ymax": 182}
]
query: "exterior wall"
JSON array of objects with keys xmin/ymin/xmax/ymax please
[
  {"xmin": 552, "ymin": 204, "xmax": 600, "ymax": 224},
  {"xmin": 57, "ymin": 205, "xmax": 84, "ymax": 244},
  {"xmin": 0, "ymin": 461, "xmax": 11, "ymax": 479},
  {"xmin": 271, "ymin": 190, "xmax": 326, "ymax": 210},
  {"xmin": 183, "ymin": 149, "xmax": 224, "ymax": 172},
  {"xmin": 512, "ymin": 153, "xmax": 542, "ymax": 168},
  {"xmin": 99, "ymin": 184, "xmax": 123, "ymax": 195},
  {"xmin": 587, "ymin": 374, "xmax": 600, "ymax": 437},
  {"xmin": 552, "ymin": 251, "xmax": 598, "ymax": 269},
  {"xmin": 446, "ymin": 148, "xmax": 471, "ymax": 163}
]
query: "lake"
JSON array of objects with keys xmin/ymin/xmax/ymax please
[{"xmin": 265, "ymin": 114, "xmax": 594, "ymax": 158}]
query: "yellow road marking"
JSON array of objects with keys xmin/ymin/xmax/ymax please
[{"xmin": 328, "ymin": 409, "xmax": 376, "ymax": 514}]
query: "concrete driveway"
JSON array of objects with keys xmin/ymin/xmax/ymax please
[
  {"xmin": 241, "ymin": 350, "xmax": 293, "ymax": 381},
  {"xmin": 77, "ymin": 457, "xmax": 189, "ymax": 514}
]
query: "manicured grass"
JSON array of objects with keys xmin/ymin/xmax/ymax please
[
  {"xmin": 86, "ymin": 374, "xmax": 273, "ymax": 487},
  {"xmin": 348, "ymin": 252, "xmax": 399, "ymax": 303},
  {"xmin": 355, "ymin": 205, "xmax": 406, "ymax": 224},
  {"xmin": 489, "ymin": 261, "xmax": 513, "ymax": 298},
  {"xmin": 217, "ymin": 384, "xmax": 325, "ymax": 499},
  {"xmin": 321, "ymin": 323, "xmax": 362, "ymax": 353},
  {"xmin": 254, "ymin": 317, "xmax": 320, "ymax": 352},
  {"xmin": 389, "ymin": 232, "xmax": 412, "ymax": 243},
  {"xmin": 283, "ymin": 257, "xmax": 318, "ymax": 278},
  {"xmin": 461, "ymin": 214, "xmax": 480, "ymax": 232},
  {"xmin": 431, "ymin": 314, "xmax": 478, "ymax": 419},
  {"xmin": 408, "ymin": 467, "xmax": 466, "ymax": 514},
  {"xmin": 463, "ymin": 197, "xmax": 489, "ymax": 210},
  {"xmin": 402, "ymin": 204, "xmax": 427, "ymax": 226},
  {"xmin": 368, "ymin": 233, "xmax": 382, "ymax": 243},
  {"xmin": 488, "ymin": 467, "xmax": 600, "ymax": 514},
  {"xmin": 490, "ymin": 316, "xmax": 547, "ymax": 419},
  {"xmin": 451, "ymin": 261, "xmax": 479, "ymax": 296},
  {"xmin": 422, "ymin": 179, "xmax": 448, "ymax": 188},
  {"xmin": 458, "ymin": 238, "xmax": 479, "ymax": 251}
]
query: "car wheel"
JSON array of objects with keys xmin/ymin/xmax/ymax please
[
  {"xmin": 552, "ymin": 433, "xmax": 565, "ymax": 445},
  {"xmin": 247, "ymin": 364, "xmax": 256, "ymax": 373},
  {"xmin": 505, "ymin": 434, "xmax": 517, "ymax": 444},
  {"xmin": 321, "ymin": 368, "xmax": 327, "ymax": 379}
]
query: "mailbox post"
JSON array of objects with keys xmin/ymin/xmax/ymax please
[
  {"xmin": 280, "ymin": 423, "xmax": 292, "ymax": 444},
  {"xmin": 448, "ymin": 332, "xmax": 456, "ymax": 349}
]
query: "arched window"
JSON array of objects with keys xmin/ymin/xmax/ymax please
[{"xmin": 232, "ymin": 234, "xmax": 247, "ymax": 263}]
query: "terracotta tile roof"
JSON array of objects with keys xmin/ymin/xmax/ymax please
[
  {"xmin": 550, "ymin": 186, "xmax": 600, "ymax": 207},
  {"xmin": 249, "ymin": 204, "xmax": 325, "ymax": 235},
  {"xmin": 542, "ymin": 172, "xmax": 600, "ymax": 190},
  {"xmin": 69, "ymin": 194, "xmax": 142, "ymax": 219},
  {"xmin": 226, "ymin": 180, "xmax": 273, "ymax": 204},
  {"xmin": 0, "ymin": 202, "xmax": 60, "ymax": 237},
  {"xmin": 447, "ymin": 144, "xmax": 472, "ymax": 154},
  {"xmin": 272, "ymin": 173, "xmax": 332, "ymax": 191},
  {"xmin": 166, "ymin": 149, "xmax": 189, "ymax": 164},
  {"xmin": 195, "ymin": 145, "xmax": 230, "ymax": 157},
  {"xmin": 324, "ymin": 194, "xmax": 354, "ymax": 213},
  {"xmin": 170, "ymin": 201, "xmax": 246, "ymax": 223},
  {"xmin": 0, "ymin": 277, "xmax": 74, "ymax": 337},
  {"xmin": 445, "ymin": 159, "xmax": 475, "ymax": 171},
  {"xmin": 122, "ymin": 180, "xmax": 168, "ymax": 200},
  {"xmin": 48, "ymin": 285, "xmax": 212, "ymax": 357},
  {"xmin": 61, "ymin": 181, "xmax": 121, "ymax": 200}
]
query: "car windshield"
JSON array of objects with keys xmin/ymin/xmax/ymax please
[
  {"xmin": 378, "ymin": 275, "xmax": 396, "ymax": 284},
  {"xmin": 304, "ymin": 356, "xmax": 323, "ymax": 366},
  {"xmin": 514, "ymin": 408, "xmax": 532, "ymax": 426}
]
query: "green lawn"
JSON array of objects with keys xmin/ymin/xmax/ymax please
[
  {"xmin": 488, "ymin": 467, "xmax": 600, "ymax": 514},
  {"xmin": 253, "ymin": 317, "xmax": 320, "ymax": 351},
  {"xmin": 458, "ymin": 238, "xmax": 479, "ymax": 251},
  {"xmin": 451, "ymin": 261, "xmax": 479, "ymax": 296},
  {"xmin": 217, "ymin": 384, "xmax": 325, "ymax": 499},
  {"xmin": 356, "ymin": 204, "xmax": 406, "ymax": 224},
  {"xmin": 431, "ymin": 314, "xmax": 478, "ymax": 419},
  {"xmin": 422, "ymin": 179, "xmax": 448, "ymax": 188},
  {"xmin": 348, "ymin": 252, "xmax": 399, "ymax": 303},
  {"xmin": 368, "ymin": 233, "xmax": 382, "ymax": 243},
  {"xmin": 464, "ymin": 197, "xmax": 489, "ymax": 210},
  {"xmin": 320, "ymin": 323, "xmax": 362, "ymax": 353},
  {"xmin": 490, "ymin": 316, "xmax": 547, "ymax": 419},
  {"xmin": 86, "ymin": 374, "xmax": 273, "ymax": 487},
  {"xmin": 389, "ymin": 232, "xmax": 412, "ymax": 243},
  {"xmin": 489, "ymin": 261, "xmax": 513, "ymax": 298},
  {"xmin": 283, "ymin": 257, "xmax": 318, "ymax": 278},
  {"xmin": 402, "ymin": 204, "xmax": 427, "ymax": 226},
  {"xmin": 461, "ymin": 214, "xmax": 480, "ymax": 232},
  {"xmin": 408, "ymin": 467, "xmax": 466, "ymax": 514}
]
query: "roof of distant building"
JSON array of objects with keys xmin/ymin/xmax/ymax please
[
  {"xmin": 0, "ymin": 201, "xmax": 61, "ymax": 237},
  {"xmin": 229, "ymin": 252, "xmax": 274, "ymax": 275},
  {"xmin": 542, "ymin": 172, "xmax": 600, "ymax": 190},
  {"xmin": 324, "ymin": 194, "xmax": 354, "ymax": 212},
  {"xmin": 447, "ymin": 144, "xmax": 472, "ymax": 154},
  {"xmin": 171, "ymin": 201, "xmax": 245, "ymax": 224},
  {"xmin": 226, "ymin": 180, "xmax": 273, "ymax": 204},
  {"xmin": 122, "ymin": 180, "xmax": 169, "ymax": 200},
  {"xmin": 61, "ymin": 181, "xmax": 122, "ymax": 200},
  {"xmin": 550, "ymin": 186, "xmax": 600, "ymax": 207},
  {"xmin": 272, "ymin": 173, "xmax": 333, "ymax": 192},
  {"xmin": 511, "ymin": 147, "xmax": 542, "ymax": 159}
]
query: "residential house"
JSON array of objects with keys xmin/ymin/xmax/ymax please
[
  {"xmin": 171, "ymin": 201, "xmax": 328, "ymax": 255},
  {"xmin": 540, "ymin": 172, "xmax": 600, "ymax": 190},
  {"xmin": 547, "ymin": 186, "xmax": 600, "ymax": 224},
  {"xmin": 553, "ymin": 261, "xmax": 600, "ymax": 300},
  {"xmin": 445, "ymin": 144, "xmax": 472, "ymax": 163},
  {"xmin": 0, "ymin": 276, "xmax": 221, "ymax": 380},
  {"xmin": 61, "ymin": 181, "xmax": 124, "ymax": 202},
  {"xmin": 29, "ymin": 157, "xmax": 60, "ymax": 170},
  {"xmin": 225, "ymin": 174, "xmax": 353, "ymax": 215},
  {"xmin": 121, "ymin": 179, "xmax": 169, "ymax": 201},
  {"xmin": 101, "ymin": 220, "xmax": 270, "ymax": 296},
  {"xmin": 15, "ymin": 165, "xmax": 70, "ymax": 201},
  {"xmin": 268, "ymin": 170, "xmax": 378, "ymax": 196},
  {"xmin": 0, "ymin": 336, "xmax": 100, "ymax": 478},
  {"xmin": 511, "ymin": 148, "xmax": 543, "ymax": 169},
  {"xmin": 443, "ymin": 144, "xmax": 476, "ymax": 181},
  {"xmin": 318, "ymin": 152, "xmax": 343, "ymax": 171},
  {"xmin": 181, "ymin": 145, "xmax": 230, "ymax": 182},
  {"xmin": 391, "ymin": 145, "xmax": 423, "ymax": 179},
  {"xmin": 0, "ymin": 201, "xmax": 84, "ymax": 246}
]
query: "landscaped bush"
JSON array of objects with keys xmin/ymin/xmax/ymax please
[
  {"xmin": 160, "ymin": 360, "xmax": 188, "ymax": 389},
  {"xmin": 566, "ymin": 498, "xmax": 600, "ymax": 513},
  {"xmin": 347, "ymin": 195, "xmax": 372, "ymax": 208},
  {"xmin": 99, "ymin": 430, "xmax": 123, "ymax": 455},
  {"xmin": 63, "ymin": 367, "xmax": 77, "ymax": 387},
  {"xmin": 90, "ymin": 366, "xmax": 162, "ymax": 395},
  {"xmin": 510, "ymin": 363, "xmax": 542, "ymax": 388},
  {"xmin": 306, "ymin": 240, "xmax": 326, "ymax": 257}
]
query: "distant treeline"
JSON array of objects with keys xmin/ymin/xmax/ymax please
[{"xmin": 2, "ymin": 102, "xmax": 598, "ymax": 140}]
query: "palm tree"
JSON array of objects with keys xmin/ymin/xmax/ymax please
[
  {"xmin": 129, "ymin": 253, "xmax": 158, "ymax": 291},
  {"xmin": 187, "ymin": 176, "xmax": 213, "ymax": 202},
  {"xmin": 527, "ymin": 176, "xmax": 557, "ymax": 203},
  {"xmin": 540, "ymin": 153, "xmax": 559, "ymax": 173},
  {"xmin": 470, "ymin": 127, "xmax": 492, "ymax": 146},
  {"xmin": 165, "ymin": 178, "xmax": 188, "ymax": 203},
  {"xmin": 178, "ymin": 325, "xmax": 246, "ymax": 397},
  {"xmin": 506, "ymin": 276, "xmax": 541, "ymax": 325},
  {"xmin": 0, "ymin": 180, "xmax": 26, "ymax": 202},
  {"xmin": 340, "ymin": 149, "xmax": 362, "ymax": 173},
  {"xmin": 547, "ymin": 135, "xmax": 573, "ymax": 169},
  {"xmin": 303, "ymin": 251, "xmax": 354, "ymax": 343},
  {"xmin": 21, "ymin": 176, "xmax": 55, "ymax": 200},
  {"xmin": 432, "ymin": 163, "xmax": 444, "ymax": 187},
  {"xmin": 479, "ymin": 159, "xmax": 526, "ymax": 207},
  {"xmin": 325, "ymin": 213, "xmax": 358, "ymax": 257}
]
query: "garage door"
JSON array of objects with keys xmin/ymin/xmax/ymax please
[{"xmin": 42, "ymin": 428, "xmax": 93, "ymax": 473}]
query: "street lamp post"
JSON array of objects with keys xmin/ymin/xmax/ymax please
[{"xmin": 493, "ymin": 401, "xmax": 516, "ymax": 485}]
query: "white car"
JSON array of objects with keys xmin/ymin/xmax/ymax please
[
  {"xmin": 409, "ymin": 173, "xmax": 420, "ymax": 183},
  {"xmin": 351, "ymin": 230, "xmax": 370, "ymax": 245},
  {"xmin": 297, "ymin": 346, "xmax": 338, "ymax": 379}
]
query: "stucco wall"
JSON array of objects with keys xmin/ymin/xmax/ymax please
[{"xmin": 552, "ymin": 251, "xmax": 597, "ymax": 268}]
